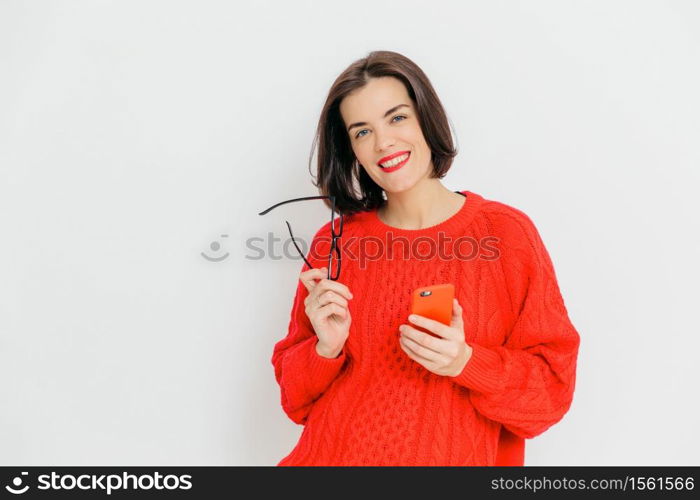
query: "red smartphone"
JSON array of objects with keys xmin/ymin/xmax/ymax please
[{"xmin": 410, "ymin": 283, "xmax": 455, "ymax": 338}]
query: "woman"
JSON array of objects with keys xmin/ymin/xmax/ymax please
[{"xmin": 270, "ymin": 50, "xmax": 580, "ymax": 466}]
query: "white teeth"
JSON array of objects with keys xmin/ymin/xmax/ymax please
[{"xmin": 379, "ymin": 153, "xmax": 409, "ymax": 168}]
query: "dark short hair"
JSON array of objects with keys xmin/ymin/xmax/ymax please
[{"xmin": 309, "ymin": 50, "xmax": 459, "ymax": 216}]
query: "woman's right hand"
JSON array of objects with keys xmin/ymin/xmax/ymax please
[{"xmin": 300, "ymin": 267, "xmax": 353, "ymax": 358}]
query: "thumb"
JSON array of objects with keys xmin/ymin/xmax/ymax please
[{"xmin": 451, "ymin": 298, "xmax": 464, "ymax": 330}]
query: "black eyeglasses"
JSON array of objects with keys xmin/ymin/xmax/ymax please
[{"xmin": 258, "ymin": 195, "xmax": 344, "ymax": 281}]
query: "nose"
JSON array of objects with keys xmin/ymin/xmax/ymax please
[{"xmin": 374, "ymin": 128, "xmax": 395, "ymax": 153}]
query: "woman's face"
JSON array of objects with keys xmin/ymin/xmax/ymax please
[{"xmin": 339, "ymin": 76, "xmax": 433, "ymax": 194}]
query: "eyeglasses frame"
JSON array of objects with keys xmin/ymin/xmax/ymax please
[{"xmin": 258, "ymin": 195, "xmax": 344, "ymax": 281}]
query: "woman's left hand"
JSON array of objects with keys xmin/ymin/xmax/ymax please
[{"xmin": 399, "ymin": 298, "xmax": 473, "ymax": 377}]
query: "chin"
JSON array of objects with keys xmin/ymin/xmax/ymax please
[{"xmin": 380, "ymin": 180, "xmax": 418, "ymax": 195}]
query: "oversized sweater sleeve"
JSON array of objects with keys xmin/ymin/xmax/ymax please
[
  {"xmin": 270, "ymin": 224, "xmax": 348, "ymax": 425},
  {"xmin": 450, "ymin": 208, "xmax": 580, "ymax": 439}
]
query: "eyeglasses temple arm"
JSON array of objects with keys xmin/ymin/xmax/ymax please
[
  {"xmin": 285, "ymin": 220, "xmax": 314, "ymax": 271},
  {"xmin": 258, "ymin": 195, "xmax": 331, "ymax": 216}
]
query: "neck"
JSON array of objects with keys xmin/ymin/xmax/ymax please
[{"xmin": 379, "ymin": 180, "xmax": 464, "ymax": 230}]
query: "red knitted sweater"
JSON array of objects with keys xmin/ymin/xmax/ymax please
[{"xmin": 271, "ymin": 190, "xmax": 580, "ymax": 466}]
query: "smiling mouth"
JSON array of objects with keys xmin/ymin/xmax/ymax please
[{"xmin": 378, "ymin": 152, "xmax": 410, "ymax": 172}]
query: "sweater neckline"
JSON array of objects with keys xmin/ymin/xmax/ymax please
[{"xmin": 364, "ymin": 190, "xmax": 481, "ymax": 236}]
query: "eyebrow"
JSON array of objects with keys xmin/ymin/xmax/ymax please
[{"xmin": 346, "ymin": 104, "xmax": 411, "ymax": 133}]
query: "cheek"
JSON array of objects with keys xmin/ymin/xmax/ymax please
[
  {"xmin": 409, "ymin": 128, "xmax": 430, "ymax": 152},
  {"xmin": 353, "ymin": 143, "xmax": 372, "ymax": 163}
]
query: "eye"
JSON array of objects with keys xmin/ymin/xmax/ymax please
[{"xmin": 354, "ymin": 115, "xmax": 407, "ymax": 139}]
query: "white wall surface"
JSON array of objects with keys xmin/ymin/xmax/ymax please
[{"xmin": 1, "ymin": 0, "xmax": 698, "ymax": 465}]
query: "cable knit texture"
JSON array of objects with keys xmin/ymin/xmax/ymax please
[{"xmin": 271, "ymin": 190, "xmax": 580, "ymax": 466}]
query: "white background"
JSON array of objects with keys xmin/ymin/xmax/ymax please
[{"xmin": 1, "ymin": 0, "xmax": 698, "ymax": 465}]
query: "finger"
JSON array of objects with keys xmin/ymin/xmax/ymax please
[
  {"xmin": 314, "ymin": 289, "xmax": 349, "ymax": 310},
  {"xmin": 399, "ymin": 338, "xmax": 438, "ymax": 368},
  {"xmin": 408, "ymin": 314, "xmax": 452, "ymax": 340},
  {"xmin": 314, "ymin": 278, "xmax": 353, "ymax": 301},
  {"xmin": 400, "ymin": 325, "xmax": 451, "ymax": 355},
  {"xmin": 299, "ymin": 267, "xmax": 327, "ymax": 292},
  {"xmin": 313, "ymin": 302, "xmax": 348, "ymax": 322},
  {"xmin": 451, "ymin": 298, "xmax": 464, "ymax": 329},
  {"xmin": 400, "ymin": 334, "xmax": 444, "ymax": 363}
]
